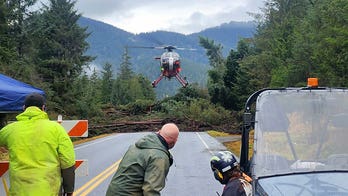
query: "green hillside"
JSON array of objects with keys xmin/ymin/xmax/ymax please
[{"xmin": 78, "ymin": 17, "xmax": 255, "ymax": 98}]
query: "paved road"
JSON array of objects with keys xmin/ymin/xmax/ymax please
[
  {"xmin": 1, "ymin": 132, "xmax": 230, "ymax": 196},
  {"xmin": 74, "ymin": 131, "xmax": 229, "ymax": 195},
  {"xmin": 161, "ymin": 132, "xmax": 228, "ymax": 196}
]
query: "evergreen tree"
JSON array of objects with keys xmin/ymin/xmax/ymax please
[
  {"xmin": 136, "ymin": 74, "xmax": 156, "ymax": 101},
  {"xmin": 294, "ymin": 0, "xmax": 348, "ymax": 86},
  {"xmin": 32, "ymin": 0, "xmax": 94, "ymax": 110},
  {"xmin": 6, "ymin": 0, "xmax": 37, "ymax": 56},
  {"xmin": 73, "ymin": 69, "xmax": 102, "ymax": 118},
  {"xmin": 112, "ymin": 78, "xmax": 129, "ymax": 105},
  {"xmin": 199, "ymin": 37, "xmax": 226, "ymax": 106},
  {"xmin": 112, "ymin": 48, "xmax": 156, "ymax": 105},
  {"xmin": 113, "ymin": 73, "xmax": 156, "ymax": 105},
  {"xmin": 118, "ymin": 47, "xmax": 133, "ymax": 80},
  {"xmin": 247, "ymin": 0, "xmax": 348, "ymax": 88},
  {"xmin": 101, "ymin": 62, "xmax": 114, "ymax": 104},
  {"xmin": 222, "ymin": 49, "xmax": 241, "ymax": 110},
  {"xmin": 0, "ymin": 0, "xmax": 37, "ymax": 81},
  {"xmin": 128, "ymin": 77, "xmax": 144, "ymax": 101},
  {"xmin": 224, "ymin": 50, "xmax": 240, "ymax": 89},
  {"xmin": 0, "ymin": 0, "xmax": 13, "ymax": 71},
  {"xmin": 230, "ymin": 38, "xmax": 258, "ymax": 110},
  {"xmin": 112, "ymin": 47, "xmax": 133, "ymax": 105},
  {"xmin": 251, "ymin": 0, "xmax": 312, "ymax": 87},
  {"xmin": 199, "ymin": 36, "xmax": 225, "ymax": 68}
]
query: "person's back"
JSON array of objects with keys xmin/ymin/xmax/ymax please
[
  {"xmin": 210, "ymin": 151, "xmax": 252, "ymax": 196},
  {"xmin": 106, "ymin": 123, "xmax": 179, "ymax": 196},
  {"xmin": 222, "ymin": 176, "xmax": 251, "ymax": 196},
  {"xmin": 0, "ymin": 93, "xmax": 75, "ymax": 195},
  {"xmin": 107, "ymin": 133, "xmax": 171, "ymax": 196}
]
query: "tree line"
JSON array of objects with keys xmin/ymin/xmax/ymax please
[
  {"xmin": 201, "ymin": 0, "xmax": 347, "ymax": 112},
  {"xmin": 1, "ymin": 0, "xmax": 347, "ymax": 129}
]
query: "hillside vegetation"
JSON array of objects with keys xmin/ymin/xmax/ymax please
[
  {"xmin": 77, "ymin": 17, "xmax": 255, "ymax": 98},
  {"xmin": 0, "ymin": 0, "xmax": 347, "ymax": 137}
]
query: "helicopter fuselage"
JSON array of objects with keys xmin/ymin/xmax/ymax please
[
  {"xmin": 128, "ymin": 45, "xmax": 189, "ymax": 88},
  {"xmin": 159, "ymin": 51, "xmax": 181, "ymax": 78}
]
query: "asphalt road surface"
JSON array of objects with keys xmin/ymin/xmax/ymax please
[{"xmin": 0, "ymin": 131, "xmax": 230, "ymax": 196}]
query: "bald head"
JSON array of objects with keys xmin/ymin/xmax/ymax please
[{"xmin": 158, "ymin": 123, "xmax": 179, "ymax": 149}]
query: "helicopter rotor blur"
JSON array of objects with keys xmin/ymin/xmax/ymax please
[{"xmin": 127, "ymin": 45, "xmax": 195, "ymax": 88}]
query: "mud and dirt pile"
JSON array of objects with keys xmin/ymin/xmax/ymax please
[{"xmin": 87, "ymin": 107, "xmax": 240, "ymax": 137}]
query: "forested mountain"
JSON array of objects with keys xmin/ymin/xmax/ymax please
[
  {"xmin": 2, "ymin": 0, "xmax": 345, "ymax": 128},
  {"xmin": 77, "ymin": 17, "xmax": 256, "ymax": 98}
]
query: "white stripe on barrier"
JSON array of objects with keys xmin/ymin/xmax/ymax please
[{"xmin": 57, "ymin": 120, "xmax": 88, "ymax": 137}]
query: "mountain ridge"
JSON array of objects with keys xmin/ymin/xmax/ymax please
[{"xmin": 78, "ymin": 17, "xmax": 256, "ymax": 97}]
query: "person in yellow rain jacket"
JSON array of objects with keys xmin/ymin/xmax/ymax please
[{"xmin": 0, "ymin": 93, "xmax": 75, "ymax": 196}]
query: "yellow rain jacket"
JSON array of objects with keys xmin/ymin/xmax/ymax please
[{"xmin": 0, "ymin": 106, "xmax": 75, "ymax": 196}]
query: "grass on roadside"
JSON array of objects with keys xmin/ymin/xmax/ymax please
[
  {"xmin": 206, "ymin": 130, "xmax": 231, "ymax": 137},
  {"xmin": 207, "ymin": 130, "xmax": 254, "ymax": 158}
]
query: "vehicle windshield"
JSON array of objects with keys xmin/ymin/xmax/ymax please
[{"xmin": 252, "ymin": 89, "xmax": 348, "ymax": 178}]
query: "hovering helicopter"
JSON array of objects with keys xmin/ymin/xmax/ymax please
[{"xmin": 128, "ymin": 45, "xmax": 194, "ymax": 88}]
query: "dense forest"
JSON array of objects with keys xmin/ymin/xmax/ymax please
[{"xmin": 1, "ymin": 0, "xmax": 347, "ymax": 133}]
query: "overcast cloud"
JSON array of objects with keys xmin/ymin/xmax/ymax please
[{"xmin": 40, "ymin": 0, "xmax": 265, "ymax": 34}]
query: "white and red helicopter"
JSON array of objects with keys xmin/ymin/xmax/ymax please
[{"xmin": 129, "ymin": 45, "xmax": 195, "ymax": 88}]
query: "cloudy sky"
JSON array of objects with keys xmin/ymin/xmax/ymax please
[{"xmin": 39, "ymin": 0, "xmax": 265, "ymax": 34}]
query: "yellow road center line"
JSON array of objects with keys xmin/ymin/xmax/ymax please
[
  {"xmin": 74, "ymin": 159, "xmax": 121, "ymax": 195},
  {"xmin": 1, "ymin": 177, "xmax": 9, "ymax": 196},
  {"xmin": 79, "ymin": 164, "xmax": 119, "ymax": 196}
]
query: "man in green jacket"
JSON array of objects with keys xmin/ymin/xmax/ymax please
[
  {"xmin": 106, "ymin": 123, "xmax": 180, "ymax": 196},
  {"xmin": 0, "ymin": 93, "xmax": 75, "ymax": 196}
]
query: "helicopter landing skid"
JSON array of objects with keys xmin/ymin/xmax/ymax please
[
  {"xmin": 175, "ymin": 74, "xmax": 188, "ymax": 88},
  {"xmin": 151, "ymin": 74, "xmax": 188, "ymax": 88},
  {"xmin": 152, "ymin": 75, "xmax": 164, "ymax": 88}
]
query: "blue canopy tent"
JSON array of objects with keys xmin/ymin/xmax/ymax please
[{"xmin": 0, "ymin": 73, "xmax": 45, "ymax": 112}]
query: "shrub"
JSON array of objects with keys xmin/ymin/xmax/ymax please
[{"xmin": 125, "ymin": 99, "xmax": 155, "ymax": 115}]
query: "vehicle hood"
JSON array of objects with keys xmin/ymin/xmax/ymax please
[{"xmin": 257, "ymin": 172, "xmax": 348, "ymax": 196}]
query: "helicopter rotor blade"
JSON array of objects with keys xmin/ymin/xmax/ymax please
[
  {"xmin": 126, "ymin": 45, "xmax": 197, "ymax": 51},
  {"xmin": 126, "ymin": 46, "xmax": 157, "ymax": 49},
  {"xmin": 175, "ymin": 47, "xmax": 197, "ymax": 51},
  {"xmin": 126, "ymin": 45, "xmax": 168, "ymax": 50},
  {"xmin": 163, "ymin": 45, "xmax": 197, "ymax": 51}
]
